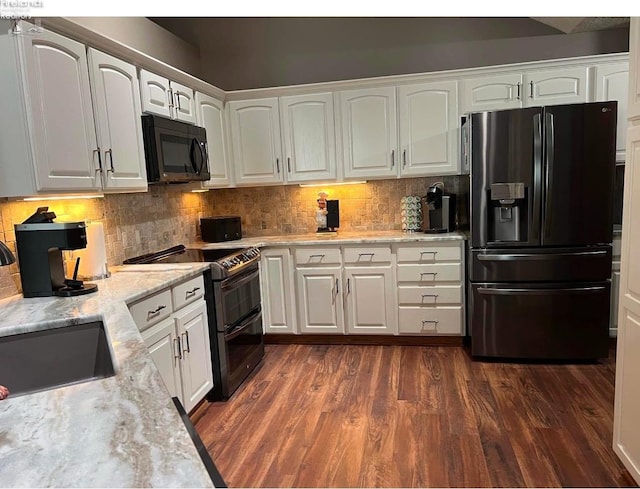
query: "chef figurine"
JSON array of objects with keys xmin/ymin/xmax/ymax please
[
  {"xmin": 0, "ymin": 385, "xmax": 8, "ymax": 400},
  {"xmin": 316, "ymin": 192, "xmax": 329, "ymax": 232}
]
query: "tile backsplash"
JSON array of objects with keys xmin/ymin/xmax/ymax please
[
  {"xmin": 0, "ymin": 176, "xmax": 469, "ymax": 299},
  {"xmin": 206, "ymin": 176, "xmax": 469, "ymax": 236}
]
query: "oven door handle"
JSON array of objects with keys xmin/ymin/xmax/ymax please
[
  {"xmin": 225, "ymin": 309, "xmax": 262, "ymax": 342},
  {"xmin": 221, "ymin": 268, "xmax": 260, "ymax": 293}
]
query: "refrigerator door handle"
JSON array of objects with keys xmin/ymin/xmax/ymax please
[
  {"xmin": 532, "ymin": 113, "xmax": 543, "ymax": 243},
  {"xmin": 477, "ymin": 286, "xmax": 606, "ymax": 296},
  {"xmin": 543, "ymin": 111, "xmax": 555, "ymax": 240},
  {"xmin": 477, "ymin": 250, "xmax": 608, "ymax": 262}
]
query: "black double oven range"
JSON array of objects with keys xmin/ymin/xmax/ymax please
[{"xmin": 124, "ymin": 245, "xmax": 264, "ymax": 400}]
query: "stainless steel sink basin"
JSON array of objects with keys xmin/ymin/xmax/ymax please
[{"xmin": 0, "ymin": 321, "xmax": 115, "ymax": 398}]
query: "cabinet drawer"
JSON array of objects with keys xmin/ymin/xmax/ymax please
[
  {"xmin": 398, "ymin": 285, "xmax": 462, "ymax": 305},
  {"xmin": 343, "ymin": 246, "xmax": 392, "ymax": 265},
  {"xmin": 172, "ymin": 274, "xmax": 205, "ymax": 310},
  {"xmin": 129, "ymin": 288, "xmax": 173, "ymax": 331},
  {"xmin": 397, "ymin": 263, "xmax": 461, "ymax": 283},
  {"xmin": 398, "ymin": 306, "xmax": 463, "ymax": 335},
  {"xmin": 396, "ymin": 244, "xmax": 462, "ymax": 263},
  {"xmin": 295, "ymin": 247, "xmax": 342, "ymax": 266}
]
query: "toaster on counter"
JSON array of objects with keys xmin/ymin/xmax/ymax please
[{"xmin": 200, "ymin": 216, "xmax": 242, "ymax": 242}]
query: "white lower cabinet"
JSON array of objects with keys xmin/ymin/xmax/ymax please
[
  {"xmin": 131, "ymin": 274, "xmax": 213, "ymax": 413},
  {"xmin": 395, "ymin": 242, "xmax": 465, "ymax": 335},
  {"xmin": 295, "ymin": 268, "xmax": 345, "ymax": 334},
  {"xmin": 343, "ymin": 267, "xmax": 397, "ymax": 334},
  {"xmin": 260, "ymin": 248, "xmax": 297, "ymax": 334}
]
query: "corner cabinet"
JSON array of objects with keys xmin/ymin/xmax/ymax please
[
  {"xmin": 196, "ymin": 93, "xmax": 232, "ymax": 188},
  {"xmin": 88, "ymin": 49, "xmax": 148, "ymax": 191},
  {"xmin": 228, "ymin": 98, "xmax": 284, "ymax": 186},
  {"xmin": 398, "ymin": 81, "xmax": 459, "ymax": 176},
  {"xmin": 339, "ymin": 86, "xmax": 399, "ymax": 179}
]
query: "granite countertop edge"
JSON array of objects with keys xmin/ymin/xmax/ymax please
[{"xmin": 0, "ymin": 263, "xmax": 216, "ymax": 488}]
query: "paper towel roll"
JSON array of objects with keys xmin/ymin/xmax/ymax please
[{"xmin": 76, "ymin": 221, "xmax": 109, "ymax": 280}]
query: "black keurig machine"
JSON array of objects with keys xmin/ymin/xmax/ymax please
[
  {"xmin": 423, "ymin": 183, "xmax": 456, "ymax": 234},
  {"xmin": 15, "ymin": 208, "xmax": 98, "ymax": 298}
]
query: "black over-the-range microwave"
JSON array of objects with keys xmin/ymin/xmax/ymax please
[{"xmin": 141, "ymin": 114, "xmax": 210, "ymax": 183}]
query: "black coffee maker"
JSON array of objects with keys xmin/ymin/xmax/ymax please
[
  {"xmin": 15, "ymin": 208, "xmax": 98, "ymax": 298},
  {"xmin": 423, "ymin": 183, "xmax": 456, "ymax": 234}
]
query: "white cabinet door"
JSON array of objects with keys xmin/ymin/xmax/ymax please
[
  {"xmin": 339, "ymin": 87, "xmax": 398, "ymax": 179},
  {"xmin": 614, "ymin": 121, "xmax": 640, "ymax": 484},
  {"xmin": 139, "ymin": 70, "xmax": 172, "ymax": 118},
  {"xmin": 261, "ymin": 249, "xmax": 297, "ymax": 334},
  {"xmin": 141, "ymin": 317, "xmax": 181, "ymax": 400},
  {"xmin": 229, "ymin": 98, "xmax": 284, "ymax": 185},
  {"xmin": 295, "ymin": 268, "xmax": 344, "ymax": 334},
  {"xmin": 280, "ymin": 93, "xmax": 337, "ymax": 182},
  {"xmin": 174, "ymin": 300, "xmax": 214, "ymax": 413},
  {"xmin": 343, "ymin": 267, "xmax": 397, "ymax": 334},
  {"xmin": 524, "ymin": 67, "xmax": 588, "ymax": 106},
  {"xmin": 87, "ymin": 49, "xmax": 147, "ymax": 192},
  {"xmin": 629, "ymin": 19, "xmax": 640, "ymax": 121},
  {"xmin": 398, "ymin": 80, "xmax": 459, "ymax": 176},
  {"xmin": 462, "ymin": 73, "xmax": 524, "ymax": 112},
  {"xmin": 196, "ymin": 93, "xmax": 232, "ymax": 187},
  {"xmin": 596, "ymin": 62, "xmax": 629, "ymax": 162},
  {"xmin": 19, "ymin": 29, "xmax": 100, "ymax": 191},
  {"xmin": 172, "ymin": 81, "xmax": 197, "ymax": 124}
]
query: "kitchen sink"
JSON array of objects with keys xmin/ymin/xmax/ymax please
[{"xmin": 0, "ymin": 321, "xmax": 115, "ymax": 398}]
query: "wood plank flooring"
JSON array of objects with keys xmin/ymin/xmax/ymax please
[{"xmin": 193, "ymin": 345, "xmax": 637, "ymax": 488}]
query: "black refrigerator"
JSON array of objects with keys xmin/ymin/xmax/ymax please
[{"xmin": 465, "ymin": 101, "xmax": 617, "ymax": 360}]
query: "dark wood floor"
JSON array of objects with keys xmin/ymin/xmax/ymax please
[{"xmin": 193, "ymin": 344, "xmax": 637, "ymax": 488}]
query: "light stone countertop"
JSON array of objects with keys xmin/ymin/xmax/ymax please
[
  {"xmin": 0, "ymin": 264, "xmax": 217, "ymax": 488},
  {"xmin": 188, "ymin": 229, "xmax": 468, "ymax": 250}
]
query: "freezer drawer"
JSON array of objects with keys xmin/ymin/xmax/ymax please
[
  {"xmin": 469, "ymin": 246, "xmax": 612, "ymax": 283},
  {"xmin": 469, "ymin": 282, "xmax": 610, "ymax": 360}
]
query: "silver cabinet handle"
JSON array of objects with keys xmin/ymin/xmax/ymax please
[
  {"xmin": 93, "ymin": 148, "xmax": 103, "ymax": 173},
  {"xmin": 308, "ymin": 254, "xmax": 325, "ymax": 260},
  {"xmin": 105, "ymin": 149, "xmax": 114, "ymax": 173},
  {"xmin": 347, "ymin": 278, "xmax": 351, "ymax": 294},
  {"xmin": 175, "ymin": 91, "xmax": 182, "ymax": 110},
  {"xmin": 420, "ymin": 272, "xmax": 438, "ymax": 277},
  {"xmin": 421, "ymin": 294, "xmax": 439, "ymax": 299},
  {"xmin": 335, "ymin": 278, "xmax": 339, "ymax": 294},
  {"xmin": 419, "ymin": 251, "xmax": 438, "ymax": 257},
  {"xmin": 516, "ymin": 82, "xmax": 521, "ymax": 100},
  {"xmin": 529, "ymin": 81, "xmax": 534, "ymax": 99},
  {"xmin": 174, "ymin": 337, "xmax": 182, "ymax": 364},
  {"xmin": 185, "ymin": 286, "xmax": 200, "ymax": 299},
  {"xmin": 391, "ymin": 149, "xmax": 395, "ymax": 167},
  {"xmin": 168, "ymin": 88, "xmax": 174, "ymax": 108},
  {"xmin": 402, "ymin": 149, "xmax": 407, "ymax": 168},
  {"xmin": 287, "ymin": 157, "xmax": 291, "ymax": 173},
  {"xmin": 422, "ymin": 319, "xmax": 439, "ymax": 326},
  {"xmin": 182, "ymin": 331, "xmax": 190, "ymax": 353},
  {"xmin": 358, "ymin": 253, "xmax": 375, "ymax": 257},
  {"xmin": 147, "ymin": 304, "xmax": 166, "ymax": 319},
  {"xmin": 276, "ymin": 158, "xmax": 280, "ymax": 173}
]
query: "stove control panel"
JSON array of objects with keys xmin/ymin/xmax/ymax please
[{"xmin": 220, "ymin": 247, "xmax": 260, "ymax": 270}]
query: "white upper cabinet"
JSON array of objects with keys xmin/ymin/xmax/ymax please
[
  {"xmin": 88, "ymin": 49, "xmax": 147, "ymax": 191},
  {"xmin": 595, "ymin": 62, "xmax": 630, "ymax": 162},
  {"xmin": 196, "ymin": 93, "xmax": 232, "ymax": 187},
  {"xmin": 18, "ymin": 28, "xmax": 100, "ymax": 192},
  {"xmin": 228, "ymin": 98, "xmax": 283, "ymax": 185},
  {"xmin": 462, "ymin": 73, "xmax": 524, "ymax": 113},
  {"xmin": 524, "ymin": 66, "xmax": 588, "ymax": 106},
  {"xmin": 140, "ymin": 69, "xmax": 196, "ymax": 123},
  {"xmin": 339, "ymin": 86, "xmax": 399, "ymax": 179},
  {"xmin": 398, "ymin": 80, "xmax": 459, "ymax": 176},
  {"xmin": 280, "ymin": 93, "xmax": 337, "ymax": 182},
  {"xmin": 171, "ymin": 81, "xmax": 197, "ymax": 124}
]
